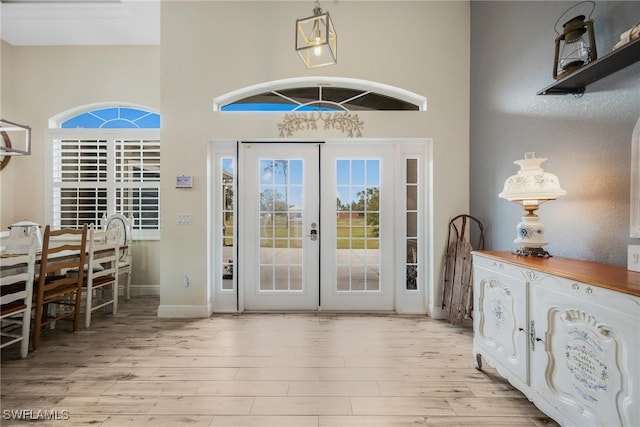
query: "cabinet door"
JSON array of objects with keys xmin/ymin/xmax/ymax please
[
  {"xmin": 532, "ymin": 277, "xmax": 640, "ymax": 427},
  {"xmin": 473, "ymin": 264, "xmax": 529, "ymax": 386}
]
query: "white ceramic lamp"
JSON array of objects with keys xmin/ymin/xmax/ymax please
[{"xmin": 499, "ymin": 152, "xmax": 566, "ymax": 257}]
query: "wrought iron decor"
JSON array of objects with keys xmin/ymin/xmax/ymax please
[{"xmin": 277, "ymin": 112, "xmax": 364, "ymax": 137}]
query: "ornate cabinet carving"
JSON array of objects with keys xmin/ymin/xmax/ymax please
[
  {"xmin": 472, "ymin": 252, "xmax": 640, "ymax": 427},
  {"xmin": 532, "ymin": 275, "xmax": 639, "ymax": 427},
  {"xmin": 472, "ymin": 257, "xmax": 529, "ymax": 389}
]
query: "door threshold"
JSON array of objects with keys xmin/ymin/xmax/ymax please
[{"xmin": 240, "ymin": 309, "xmax": 398, "ymax": 315}]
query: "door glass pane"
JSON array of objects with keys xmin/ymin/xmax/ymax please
[
  {"xmin": 406, "ymin": 158, "xmax": 419, "ymax": 291},
  {"xmin": 258, "ymin": 158, "xmax": 304, "ymax": 293},
  {"xmin": 335, "ymin": 159, "xmax": 381, "ymax": 292},
  {"xmin": 221, "ymin": 158, "xmax": 235, "ymax": 290}
]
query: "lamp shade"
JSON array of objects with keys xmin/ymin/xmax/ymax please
[
  {"xmin": 296, "ymin": 3, "xmax": 337, "ymax": 69},
  {"xmin": 499, "ymin": 152, "xmax": 566, "ymax": 202}
]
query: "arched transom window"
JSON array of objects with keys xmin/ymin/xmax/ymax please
[
  {"xmin": 61, "ymin": 106, "xmax": 160, "ymax": 129},
  {"xmin": 213, "ymin": 77, "xmax": 427, "ymax": 112}
]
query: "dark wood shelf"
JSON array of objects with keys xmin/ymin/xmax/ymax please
[{"xmin": 537, "ymin": 37, "xmax": 640, "ymax": 95}]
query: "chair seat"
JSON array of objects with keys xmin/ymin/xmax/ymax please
[
  {"xmin": 1, "ymin": 302, "xmax": 27, "ymax": 317},
  {"xmin": 67, "ymin": 264, "xmax": 105, "ymax": 275},
  {"xmin": 40, "ymin": 283, "xmax": 80, "ymax": 303},
  {"xmin": 83, "ymin": 276, "xmax": 116, "ymax": 288}
]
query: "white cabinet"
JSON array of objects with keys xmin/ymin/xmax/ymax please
[
  {"xmin": 472, "ymin": 252, "xmax": 640, "ymax": 427},
  {"xmin": 472, "ymin": 257, "xmax": 530, "ymax": 391}
]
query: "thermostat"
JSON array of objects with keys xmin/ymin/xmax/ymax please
[{"xmin": 176, "ymin": 175, "xmax": 193, "ymax": 188}]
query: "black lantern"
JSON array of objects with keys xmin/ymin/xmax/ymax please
[{"xmin": 553, "ymin": 1, "xmax": 597, "ymax": 80}]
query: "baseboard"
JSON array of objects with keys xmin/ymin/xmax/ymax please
[
  {"xmin": 157, "ymin": 303, "xmax": 213, "ymax": 318},
  {"xmin": 129, "ymin": 286, "xmax": 160, "ymax": 296},
  {"xmin": 428, "ymin": 304, "xmax": 446, "ymax": 320}
]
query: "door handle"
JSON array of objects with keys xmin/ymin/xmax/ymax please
[{"xmin": 308, "ymin": 222, "xmax": 318, "ymax": 241}]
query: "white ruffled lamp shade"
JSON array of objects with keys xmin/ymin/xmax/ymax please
[{"xmin": 499, "ymin": 152, "xmax": 566, "ymax": 257}]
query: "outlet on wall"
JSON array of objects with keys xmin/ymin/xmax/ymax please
[
  {"xmin": 182, "ymin": 272, "xmax": 190, "ymax": 287},
  {"xmin": 628, "ymin": 245, "xmax": 640, "ymax": 272}
]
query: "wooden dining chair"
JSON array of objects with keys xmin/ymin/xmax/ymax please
[
  {"xmin": 1, "ymin": 234, "xmax": 37, "ymax": 358},
  {"xmin": 32, "ymin": 224, "xmax": 87, "ymax": 350},
  {"xmin": 81, "ymin": 224, "xmax": 120, "ymax": 328}
]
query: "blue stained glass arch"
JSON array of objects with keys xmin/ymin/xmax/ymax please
[{"xmin": 61, "ymin": 107, "xmax": 160, "ymax": 129}]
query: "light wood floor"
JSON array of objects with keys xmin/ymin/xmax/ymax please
[{"xmin": 1, "ymin": 296, "xmax": 557, "ymax": 426}]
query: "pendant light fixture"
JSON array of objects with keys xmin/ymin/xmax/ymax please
[{"xmin": 296, "ymin": 1, "xmax": 337, "ymax": 69}]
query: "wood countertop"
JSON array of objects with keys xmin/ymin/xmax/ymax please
[{"xmin": 472, "ymin": 251, "xmax": 640, "ymax": 298}]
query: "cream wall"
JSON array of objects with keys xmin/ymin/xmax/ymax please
[
  {"xmin": 159, "ymin": 1, "xmax": 470, "ymax": 317},
  {"xmin": 1, "ymin": 1, "xmax": 470, "ymax": 318},
  {"xmin": 0, "ymin": 41, "xmax": 161, "ymax": 293}
]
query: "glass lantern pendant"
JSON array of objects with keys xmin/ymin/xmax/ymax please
[
  {"xmin": 296, "ymin": 1, "xmax": 337, "ymax": 69},
  {"xmin": 553, "ymin": 2, "xmax": 597, "ymax": 80}
]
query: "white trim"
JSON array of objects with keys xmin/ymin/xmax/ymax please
[
  {"xmin": 631, "ymin": 116, "xmax": 640, "ymax": 238},
  {"xmin": 210, "ymin": 141, "xmax": 239, "ymax": 313},
  {"xmin": 213, "ymin": 77, "xmax": 427, "ymax": 112},
  {"xmin": 1, "ymin": 1, "xmax": 160, "ymax": 46},
  {"xmin": 208, "ymin": 138, "xmax": 433, "ymax": 315}
]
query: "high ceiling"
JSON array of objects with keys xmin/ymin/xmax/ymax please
[{"xmin": 0, "ymin": 0, "xmax": 160, "ymax": 45}]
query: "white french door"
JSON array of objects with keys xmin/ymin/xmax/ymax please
[
  {"xmin": 320, "ymin": 143, "xmax": 395, "ymax": 311},
  {"xmin": 240, "ymin": 143, "xmax": 320, "ymax": 310},
  {"xmin": 239, "ymin": 142, "xmax": 395, "ymax": 311},
  {"xmin": 236, "ymin": 140, "xmax": 423, "ymax": 312}
]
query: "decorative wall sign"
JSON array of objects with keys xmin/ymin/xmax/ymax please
[{"xmin": 278, "ymin": 112, "xmax": 364, "ymax": 138}]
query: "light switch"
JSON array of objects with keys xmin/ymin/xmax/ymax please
[{"xmin": 176, "ymin": 214, "xmax": 192, "ymax": 225}]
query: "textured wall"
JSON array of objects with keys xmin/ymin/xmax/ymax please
[{"xmin": 470, "ymin": 1, "xmax": 640, "ymax": 266}]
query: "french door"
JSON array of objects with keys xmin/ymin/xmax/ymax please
[
  {"xmin": 239, "ymin": 142, "xmax": 396, "ymax": 311},
  {"xmin": 240, "ymin": 143, "xmax": 320, "ymax": 310}
]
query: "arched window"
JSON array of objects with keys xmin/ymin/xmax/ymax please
[
  {"xmin": 49, "ymin": 104, "xmax": 161, "ymax": 239},
  {"xmin": 61, "ymin": 106, "xmax": 160, "ymax": 129},
  {"xmin": 213, "ymin": 77, "xmax": 427, "ymax": 112}
]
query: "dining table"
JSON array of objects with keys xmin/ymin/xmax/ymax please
[{"xmin": 1, "ymin": 242, "xmax": 128, "ymax": 274}]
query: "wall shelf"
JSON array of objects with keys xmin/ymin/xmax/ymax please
[{"xmin": 537, "ymin": 37, "xmax": 640, "ymax": 95}]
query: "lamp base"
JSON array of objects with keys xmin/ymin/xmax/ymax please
[{"xmin": 512, "ymin": 247, "xmax": 552, "ymax": 258}]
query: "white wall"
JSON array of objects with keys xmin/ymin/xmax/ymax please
[
  {"xmin": 0, "ymin": 42, "xmax": 161, "ymax": 293},
  {"xmin": 159, "ymin": 1, "xmax": 470, "ymax": 317}
]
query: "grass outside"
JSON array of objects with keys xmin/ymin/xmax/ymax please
[{"xmin": 223, "ymin": 216, "xmax": 379, "ymax": 249}]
